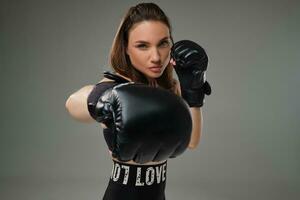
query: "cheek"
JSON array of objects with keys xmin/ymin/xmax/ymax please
[
  {"xmin": 129, "ymin": 50, "xmax": 148, "ymax": 67},
  {"xmin": 162, "ymin": 49, "xmax": 171, "ymax": 66},
  {"xmin": 161, "ymin": 46, "xmax": 171, "ymax": 57}
]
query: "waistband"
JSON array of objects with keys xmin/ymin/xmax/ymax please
[{"xmin": 109, "ymin": 159, "xmax": 167, "ymax": 187}]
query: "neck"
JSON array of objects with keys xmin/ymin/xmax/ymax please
[{"xmin": 147, "ymin": 77, "xmax": 158, "ymax": 87}]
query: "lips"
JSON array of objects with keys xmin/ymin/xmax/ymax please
[
  {"xmin": 149, "ymin": 66, "xmax": 162, "ymax": 73},
  {"xmin": 149, "ymin": 65, "xmax": 162, "ymax": 69}
]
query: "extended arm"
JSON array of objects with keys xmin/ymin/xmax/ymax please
[
  {"xmin": 65, "ymin": 85, "xmax": 95, "ymax": 123},
  {"xmin": 65, "ymin": 77, "xmax": 115, "ymax": 126}
]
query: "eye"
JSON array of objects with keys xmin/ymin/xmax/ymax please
[
  {"xmin": 159, "ymin": 41, "xmax": 170, "ymax": 47},
  {"xmin": 136, "ymin": 44, "xmax": 147, "ymax": 49}
]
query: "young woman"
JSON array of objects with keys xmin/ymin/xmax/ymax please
[{"xmin": 65, "ymin": 3, "xmax": 211, "ymax": 200}]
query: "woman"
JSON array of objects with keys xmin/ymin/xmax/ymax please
[{"xmin": 65, "ymin": 3, "xmax": 209, "ymax": 199}]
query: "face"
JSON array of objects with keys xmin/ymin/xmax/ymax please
[{"xmin": 126, "ymin": 20, "xmax": 172, "ymax": 79}]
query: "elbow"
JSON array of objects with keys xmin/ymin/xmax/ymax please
[
  {"xmin": 187, "ymin": 131, "xmax": 201, "ymax": 150},
  {"xmin": 65, "ymin": 95, "xmax": 77, "ymax": 118},
  {"xmin": 65, "ymin": 96, "xmax": 72, "ymax": 113},
  {"xmin": 187, "ymin": 142, "xmax": 199, "ymax": 150},
  {"xmin": 187, "ymin": 136, "xmax": 201, "ymax": 150}
]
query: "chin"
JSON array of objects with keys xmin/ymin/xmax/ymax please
[{"xmin": 147, "ymin": 72, "xmax": 163, "ymax": 79}]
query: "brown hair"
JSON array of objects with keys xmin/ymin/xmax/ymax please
[{"xmin": 109, "ymin": 3, "xmax": 178, "ymax": 94}]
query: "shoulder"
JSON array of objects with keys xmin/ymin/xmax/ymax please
[
  {"xmin": 98, "ymin": 73, "xmax": 132, "ymax": 83},
  {"xmin": 98, "ymin": 77, "xmax": 116, "ymax": 83}
]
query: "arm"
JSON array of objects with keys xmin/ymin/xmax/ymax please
[
  {"xmin": 65, "ymin": 85, "xmax": 95, "ymax": 123},
  {"xmin": 65, "ymin": 78, "xmax": 113, "ymax": 125},
  {"xmin": 188, "ymin": 107, "xmax": 203, "ymax": 149},
  {"xmin": 175, "ymin": 80, "xmax": 202, "ymax": 149},
  {"xmin": 171, "ymin": 40, "xmax": 212, "ymax": 149}
]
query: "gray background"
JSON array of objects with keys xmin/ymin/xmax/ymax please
[{"xmin": 1, "ymin": 0, "xmax": 299, "ymax": 199}]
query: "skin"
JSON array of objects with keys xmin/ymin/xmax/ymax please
[
  {"xmin": 124, "ymin": 20, "xmax": 202, "ymax": 150},
  {"xmin": 126, "ymin": 20, "xmax": 172, "ymax": 86},
  {"xmin": 65, "ymin": 20, "xmax": 203, "ymax": 165}
]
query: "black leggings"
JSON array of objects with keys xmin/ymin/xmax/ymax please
[{"xmin": 103, "ymin": 159, "xmax": 167, "ymax": 200}]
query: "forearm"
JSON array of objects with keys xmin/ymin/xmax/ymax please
[
  {"xmin": 170, "ymin": 40, "xmax": 210, "ymax": 149},
  {"xmin": 188, "ymin": 107, "xmax": 203, "ymax": 149}
]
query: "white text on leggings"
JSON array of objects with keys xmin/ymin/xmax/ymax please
[{"xmin": 111, "ymin": 163, "xmax": 167, "ymax": 186}]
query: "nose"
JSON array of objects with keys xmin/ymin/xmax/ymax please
[{"xmin": 150, "ymin": 47, "xmax": 161, "ymax": 63}]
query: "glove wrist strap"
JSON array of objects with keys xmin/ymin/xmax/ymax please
[{"xmin": 182, "ymin": 89, "xmax": 205, "ymax": 107}]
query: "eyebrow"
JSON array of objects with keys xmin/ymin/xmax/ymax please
[{"xmin": 134, "ymin": 37, "xmax": 170, "ymax": 44}]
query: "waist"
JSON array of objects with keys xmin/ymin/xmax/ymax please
[
  {"xmin": 110, "ymin": 159, "xmax": 167, "ymax": 187},
  {"xmin": 111, "ymin": 155, "xmax": 167, "ymax": 165}
]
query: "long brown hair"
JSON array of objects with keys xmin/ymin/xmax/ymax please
[{"xmin": 109, "ymin": 3, "xmax": 178, "ymax": 94}]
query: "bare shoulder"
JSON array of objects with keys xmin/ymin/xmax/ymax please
[{"xmin": 98, "ymin": 77, "xmax": 115, "ymax": 83}]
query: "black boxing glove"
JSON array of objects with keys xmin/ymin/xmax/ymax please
[
  {"xmin": 94, "ymin": 82, "xmax": 192, "ymax": 164},
  {"xmin": 87, "ymin": 71, "xmax": 131, "ymax": 152},
  {"xmin": 171, "ymin": 40, "xmax": 212, "ymax": 107}
]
